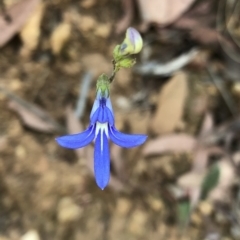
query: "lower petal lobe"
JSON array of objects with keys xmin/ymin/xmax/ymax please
[
  {"xmin": 94, "ymin": 131, "xmax": 110, "ymax": 190},
  {"xmin": 109, "ymin": 126, "xmax": 147, "ymax": 148},
  {"xmin": 56, "ymin": 126, "xmax": 95, "ymax": 149}
]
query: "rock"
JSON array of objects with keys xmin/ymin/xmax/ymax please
[
  {"xmin": 94, "ymin": 23, "xmax": 111, "ymax": 38},
  {"xmin": 57, "ymin": 197, "xmax": 82, "ymax": 223},
  {"xmin": 115, "ymin": 198, "xmax": 132, "ymax": 216},
  {"xmin": 198, "ymin": 201, "xmax": 213, "ymax": 216},
  {"xmin": 9, "ymin": 78, "xmax": 23, "ymax": 91},
  {"xmin": 80, "ymin": 0, "xmax": 97, "ymax": 8},
  {"xmin": 15, "ymin": 145, "xmax": 26, "ymax": 159},
  {"xmin": 50, "ymin": 22, "xmax": 71, "ymax": 55},
  {"xmin": 190, "ymin": 212, "xmax": 202, "ymax": 226},
  {"xmin": 128, "ymin": 209, "xmax": 148, "ymax": 236},
  {"xmin": 20, "ymin": 230, "xmax": 40, "ymax": 240},
  {"xmin": 78, "ymin": 15, "xmax": 96, "ymax": 32},
  {"xmin": 147, "ymin": 196, "xmax": 163, "ymax": 211}
]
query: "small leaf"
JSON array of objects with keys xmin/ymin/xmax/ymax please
[
  {"xmin": 137, "ymin": 0, "xmax": 196, "ymax": 26},
  {"xmin": 199, "ymin": 112, "xmax": 214, "ymax": 137},
  {"xmin": 8, "ymin": 99, "xmax": 64, "ymax": 133},
  {"xmin": 177, "ymin": 200, "xmax": 191, "ymax": 227},
  {"xmin": 150, "ymin": 72, "xmax": 188, "ymax": 134},
  {"xmin": 200, "ymin": 164, "xmax": 220, "ymax": 200},
  {"xmin": 192, "ymin": 147, "xmax": 209, "ymax": 172},
  {"xmin": 0, "ymin": 0, "xmax": 40, "ymax": 47},
  {"xmin": 208, "ymin": 159, "xmax": 235, "ymax": 202},
  {"xmin": 143, "ymin": 134, "xmax": 197, "ymax": 156}
]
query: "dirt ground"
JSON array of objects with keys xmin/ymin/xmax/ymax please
[{"xmin": 0, "ymin": 0, "xmax": 240, "ymax": 239}]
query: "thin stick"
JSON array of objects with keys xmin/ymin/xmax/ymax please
[
  {"xmin": 206, "ymin": 66, "xmax": 238, "ymax": 117},
  {"xmin": 74, "ymin": 72, "xmax": 93, "ymax": 119}
]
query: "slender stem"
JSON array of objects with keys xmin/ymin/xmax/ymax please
[
  {"xmin": 109, "ymin": 71, "xmax": 116, "ymax": 83},
  {"xmin": 109, "ymin": 60, "xmax": 118, "ymax": 83}
]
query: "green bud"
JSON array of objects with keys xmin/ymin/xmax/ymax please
[
  {"xmin": 119, "ymin": 27, "xmax": 143, "ymax": 56},
  {"xmin": 96, "ymin": 74, "xmax": 110, "ymax": 98},
  {"xmin": 116, "ymin": 58, "xmax": 136, "ymax": 69},
  {"xmin": 113, "ymin": 45, "xmax": 121, "ymax": 61}
]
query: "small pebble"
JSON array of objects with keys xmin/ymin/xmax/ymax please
[
  {"xmin": 147, "ymin": 196, "xmax": 163, "ymax": 211},
  {"xmin": 20, "ymin": 230, "xmax": 40, "ymax": 240},
  {"xmin": 198, "ymin": 201, "xmax": 213, "ymax": 216},
  {"xmin": 57, "ymin": 197, "xmax": 82, "ymax": 223},
  {"xmin": 115, "ymin": 198, "xmax": 132, "ymax": 216},
  {"xmin": 80, "ymin": 0, "xmax": 96, "ymax": 8},
  {"xmin": 128, "ymin": 209, "xmax": 148, "ymax": 236},
  {"xmin": 94, "ymin": 23, "xmax": 111, "ymax": 38}
]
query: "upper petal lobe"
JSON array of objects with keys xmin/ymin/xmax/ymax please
[{"xmin": 90, "ymin": 100, "xmax": 114, "ymax": 125}]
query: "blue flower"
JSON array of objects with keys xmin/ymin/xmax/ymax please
[{"xmin": 56, "ymin": 78, "xmax": 147, "ymax": 190}]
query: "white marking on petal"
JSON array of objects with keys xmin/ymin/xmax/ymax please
[{"xmin": 95, "ymin": 122, "xmax": 109, "ymax": 152}]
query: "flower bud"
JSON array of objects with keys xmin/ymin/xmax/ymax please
[
  {"xmin": 119, "ymin": 27, "xmax": 143, "ymax": 55},
  {"xmin": 96, "ymin": 74, "xmax": 110, "ymax": 98},
  {"xmin": 116, "ymin": 58, "xmax": 136, "ymax": 69}
]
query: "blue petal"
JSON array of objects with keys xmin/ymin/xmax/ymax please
[
  {"xmin": 90, "ymin": 98, "xmax": 100, "ymax": 119},
  {"xmin": 106, "ymin": 97, "xmax": 114, "ymax": 118},
  {"xmin": 109, "ymin": 126, "xmax": 147, "ymax": 148},
  {"xmin": 56, "ymin": 125, "xmax": 95, "ymax": 149},
  {"xmin": 90, "ymin": 103, "xmax": 114, "ymax": 125},
  {"xmin": 94, "ymin": 130, "xmax": 110, "ymax": 190}
]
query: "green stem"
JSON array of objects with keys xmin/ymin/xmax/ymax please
[{"xmin": 109, "ymin": 60, "xmax": 118, "ymax": 83}]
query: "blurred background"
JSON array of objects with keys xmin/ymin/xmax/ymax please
[{"xmin": 0, "ymin": 0, "xmax": 240, "ymax": 239}]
